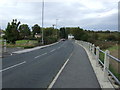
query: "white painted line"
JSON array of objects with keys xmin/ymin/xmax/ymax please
[
  {"xmin": 43, "ymin": 53, "xmax": 47, "ymax": 55},
  {"xmin": 47, "ymin": 52, "xmax": 73, "ymax": 89},
  {"xmin": 0, "ymin": 61, "xmax": 26, "ymax": 72},
  {"xmin": 34, "ymin": 53, "xmax": 47, "ymax": 59},
  {"xmin": 50, "ymin": 49, "xmax": 56, "ymax": 53},
  {"xmin": 57, "ymin": 47, "xmax": 61, "ymax": 49}
]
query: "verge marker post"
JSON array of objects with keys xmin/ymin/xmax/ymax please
[
  {"xmin": 4, "ymin": 40, "xmax": 6, "ymax": 52},
  {"xmin": 104, "ymin": 50, "xmax": 110, "ymax": 82}
]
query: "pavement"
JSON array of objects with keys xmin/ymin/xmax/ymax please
[
  {"xmin": 2, "ymin": 40, "xmax": 101, "ymax": 89},
  {"xmin": 76, "ymin": 41, "xmax": 115, "ymax": 89},
  {"xmin": 3, "ymin": 41, "xmax": 60, "ymax": 57},
  {"xmin": 12, "ymin": 41, "xmax": 60, "ymax": 54}
]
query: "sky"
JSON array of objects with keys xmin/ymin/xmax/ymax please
[{"xmin": 0, "ymin": 0, "xmax": 119, "ymax": 31}]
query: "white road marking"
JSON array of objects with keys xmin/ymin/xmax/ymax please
[
  {"xmin": 57, "ymin": 47, "xmax": 61, "ymax": 49},
  {"xmin": 34, "ymin": 53, "xmax": 47, "ymax": 59},
  {"xmin": 50, "ymin": 49, "xmax": 56, "ymax": 52},
  {"xmin": 0, "ymin": 61, "xmax": 26, "ymax": 72},
  {"xmin": 47, "ymin": 52, "xmax": 73, "ymax": 89}
]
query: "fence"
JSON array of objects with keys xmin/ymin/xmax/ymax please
[
  {"xmin": 0, "ymin": 39, "xmax": 6, "ymax": 57},
  {"xmin": 77, "ymin": 40, "xmax": 120, "ymax": 86}
]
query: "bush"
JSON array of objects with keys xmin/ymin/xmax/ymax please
[
  {"xmin": 106, "ymin": 34, "xmax": 117, "ymax": 41},
  {"xmin": 44, "ymin": 36, "xmax": 57, "ymax": 45}
]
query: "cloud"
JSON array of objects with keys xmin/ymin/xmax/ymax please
[{"xmin": 0, "ymin": 0, "xmax": 119, "ymax": 31}]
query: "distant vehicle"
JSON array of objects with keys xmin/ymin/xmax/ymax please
[
  {"xmin": 61, "ymin": 39, "xmax": 66, "ymax": 41},
  {"xmin": 68, "ymin": 34, "xmax": 74, "ymax": 39}
]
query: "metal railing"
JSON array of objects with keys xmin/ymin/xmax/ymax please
[{"xmin": 76, "ymin": 40, "xmax": 120, "ymax": 86}]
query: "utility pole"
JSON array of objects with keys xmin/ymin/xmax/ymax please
[
  {"xmin": 41, "ymin": 0, "xmax": 44, "ymax": 44},
  {"xmin": 56, "ymin": 19, "xmax": 58, "ymax": 39}
]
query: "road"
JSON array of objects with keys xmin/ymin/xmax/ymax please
[{"xmin": 2, "ymin": 40, "xmax": 100, "ymax": 88}]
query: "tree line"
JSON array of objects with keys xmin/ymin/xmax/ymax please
[
  {"xmin": 3, "ymin": 19, "xmax": 58, "ymax": 44},
  {"xmin": 2, "ymin": 19, "xmax": 119, "ymax": 45}
]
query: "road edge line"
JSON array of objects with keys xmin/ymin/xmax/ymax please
[{"xmin": 47, "ymin": 52, "xmax": 73, "ymax": 89}]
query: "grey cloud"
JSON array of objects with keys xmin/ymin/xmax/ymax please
[{"xmin": 0, "ymin": 1, "xmax": 118, "ymax": 31}]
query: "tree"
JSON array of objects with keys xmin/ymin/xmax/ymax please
[
  {"xmin": 60, "ymin": 27, "xmax": 67, "ymax": 39},
  {"xmin": 4, "ymin": 19, "xmax": 20, "ymax": 44},
  {"xmin": 19, "ymin": 24, "xmax": 31, "ymax": 39},
  {"xmin": 106, "ymin": 34, "xmax": 117, "ymax": 41},
  {"xmin": 71, "ymin": 27, "xmax": 84, "ymax": 40},
  {"xmin": 32, "ymin": 24, "xmax": 41, "ymax": 37},
  {"xmin": 44, "ymin": 27, "xmax": 55, "ymax": 37}
]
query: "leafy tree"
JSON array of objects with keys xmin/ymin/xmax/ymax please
[
  {"xmin": 60, "ymin": 27, "xmax": 67, "ymax": 39},
  {"xmin": 32, "ymin": 24, "xmax": 41, "ymax": 37},
  {"xmin": 44, "ymin": 27, "xmax": 55, "ymax": 37},
  {"xmin": 106, "ymin": 34, "xmax": 117, "ymax": 41},
  {"xmin": 4, "ymin": 19, "xmax": 20, "ymax": 44},
  {"xmin": 43, "ymin": 27, "xmax": 58, "ymax": 44},
  {"xmin": 71, "ymin": 27, "xmax": 84, "ymax": 40},
  {"xmin": 19, "ymin": 24, "xmax": 31, "ymax": 39}
]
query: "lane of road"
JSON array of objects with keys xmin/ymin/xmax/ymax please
[
  {"xmin": 53, "ymin": 42, "xmax": 100, "ymax": 88},
  {"xmin": 2, "ymin": 40, "xmax": 65, "ymax": 69},
  {"xmin": 2, "ymin": 40, "xmax": 74, "ymax": 88}
]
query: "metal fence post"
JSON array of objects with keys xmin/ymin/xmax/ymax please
[
  {"xmin": 88, "ymin": 42, "xmax": 90, "ymax": 51},
  {"xmin": 104, "ymin": 50, "xmax": 110, "ymax": 82},
  {"xmin": 96, "ymin": 46, "xmax": 100, "ymax": 67},
  {"xmin": 87, "ymin": 42, "xmax": 89, "ymax": 50},
  {"xmin": 92, "ymin": 44, "xmax": 95, "ymax": 55},
  {"xmin": 90, "ymin": 43, "xmax": 92, "ymax": 51}
]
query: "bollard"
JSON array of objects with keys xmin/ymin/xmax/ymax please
[
  {"xmin": 104, "ymin": 50, "xmax": 110, "ymax": 82},
  {"xmin": 96, "ymin": 46, "xmax": 100, "ymax": 67}
]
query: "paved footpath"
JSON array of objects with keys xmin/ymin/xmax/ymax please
[{"xmin": 52, "ymin": 42, "xmax": 101, "ymax": 88}]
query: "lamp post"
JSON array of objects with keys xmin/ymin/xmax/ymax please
[
  {"xmin": 56, "ymin": 19, "xmax": 59, "ymax": 39},
  {"xmin": 52, "ymin": 24, "xmax": 55, "ymax": 29},
  {"xmin": 56, "ymin": 19, "xmax": 59, "ymax": 29},
  {"xmin": 41, "ymin": 0, "xmax": 44, "ymax": 44}
]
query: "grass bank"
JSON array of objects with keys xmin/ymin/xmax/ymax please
[
  {"xmin": 99, "ymin": 43, "xmax": 120, "ymax": 81},
  {"xmin": 7, "ymin": 40, "xmax": 39, "ymax": 49}
]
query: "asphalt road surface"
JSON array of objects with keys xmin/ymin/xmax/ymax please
[{"xmin": 2, "ymin": 40, "xmax": 100, "ymax": 88}]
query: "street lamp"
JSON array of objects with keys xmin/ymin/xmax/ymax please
[
  {"xmin": 41, "ymin": 0, "xmax": 44, "ymax": 44},
  {"xmin": 56, "ymin": 19, "xmax": 59, "ymax": 39},
  {"xmin": 52, "ymin": 24, "xmax": 55, "ymax": 29},
  {"xmin": 56, "ymin": 19, "xmax": 59, "ymax": 29}
]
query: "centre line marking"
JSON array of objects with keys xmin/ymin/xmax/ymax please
[
  {"xmin": 50, "ymin": 49, "xmax": 56, "ymax": 52},
  {"xmin": 0, "ymin": 61, "xmax": 26, "ymax": 72},
  {"xmin": 35, "ymin": 53, "xmax": 47, "ymax": 59},
  {"xmin": 57, "ymin": 47, "xmax": 60, "ymax": 49}
]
